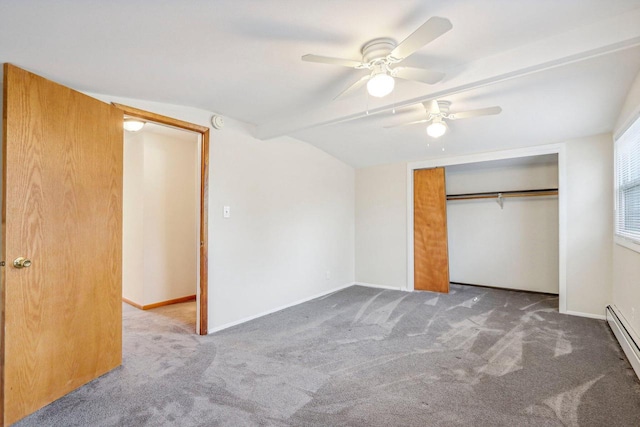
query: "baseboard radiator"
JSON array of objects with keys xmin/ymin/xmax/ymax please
[{"xmin": 606, "ymin": 305, "xmax": 640, "ymax": 379}]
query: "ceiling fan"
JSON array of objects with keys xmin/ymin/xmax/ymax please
[
  {"xmin": 386, "ymin": 100, "xmax": 502, "ymax": 138},
  {"xmin": 302, "ymin": 17, "xmax": 452, "ymax": 100}
]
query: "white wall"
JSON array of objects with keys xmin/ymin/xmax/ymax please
[
  {"xmin": 143, "ymin": 130, "xmax": 199, "ymax": 305},
  {"xmin": 89, "ymin": 93, "xmax": 355, "ymax": 331},
  {"xmin": 122, "ymin": 131, "xmax": 145, "ymax": 304},
  {"xmin": 612, "ymin": 70, "xmax": 640, "ymax": 336},
  {"xmin": 564, "ymin": 134, "xmax": 613, "ymax": 316},
  {"xmin": 210, "ymin": 130, "xmax": 355, "ymax": 328},
  {"xmin": 446, "ymin": 161, "xmax": 559, "ymax": 194},
  {"xmin": 355, "ymin": 162, "xmax": 407, "ymax": 289},
  {"xmin": 123, "ymin": 128, "xmax": 200, "ymax": 306},
  {"xmin": 446, "ymin": 160, "xmax": 559, "ymax": 294}
]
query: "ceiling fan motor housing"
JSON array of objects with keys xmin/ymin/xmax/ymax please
[
  {"xmin": 361, "ymin": 38, "xmax": 397, "ymax": 64},
  {"xmin": 436, "ymin": 100, "xmax": 452, "ymax": 115}
]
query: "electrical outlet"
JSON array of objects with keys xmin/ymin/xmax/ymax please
[{"xmin": 325, "ymin": 270, "xmax": 331, "ymax": 280}]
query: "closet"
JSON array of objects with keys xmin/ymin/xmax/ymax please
[{"xmin": 413, "ymin": 154, "xmax": 559, "ymax": 294}]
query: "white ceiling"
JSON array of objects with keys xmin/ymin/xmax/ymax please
[{"xmin": 2, "ymin": 1, "xmax": 640, "ymax": 167}]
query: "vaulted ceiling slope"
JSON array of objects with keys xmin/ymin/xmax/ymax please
[{"xmin": 1, "ymin": 1, "xmax": 640, "ymax": 167}]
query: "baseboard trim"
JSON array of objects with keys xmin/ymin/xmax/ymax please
[
  {"xmin": 208, "ymin": 282, "xmax": 354, "ymax": 334},
  {"xmin": 607, "ymin": 305, "xmax": 640, "ymax": 379},
  {"xmin": 354, "ymin": 281, "xmax": 406, "ymax": 291},
  {"xmin": 122, "ymin": 297, "xmax": 143, "ymax": 310},
  {"xmin": 450, "ymin": 281, "xmax": 559, "ymax": 296},
  {"xmin": 565, "ymin": 310, "xmax": 606, "ymax": 320},
  {"xmin": 122, "ymin": 295, "xmax": 196, "ymax": 310}
]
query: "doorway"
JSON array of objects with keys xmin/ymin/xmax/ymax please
[{"xmin": 115, "ymin": 104, "xmax": 210, "ymax": 335}]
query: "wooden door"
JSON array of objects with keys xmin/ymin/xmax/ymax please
[
  {"xmin": 1, "ymin": 64, "xmax": 123, "ymax": 425},
  {"xmin": 414, "ymin": 167, "xmax": 450, "ymax": 293}
]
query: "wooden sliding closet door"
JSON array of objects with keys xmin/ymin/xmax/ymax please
[{"xmin": 414, "ymin": 167, "xmax": 450, "ymax": 293}]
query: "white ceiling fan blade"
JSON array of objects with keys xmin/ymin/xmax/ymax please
[
  {"xmin": 390, "ymin": 17, "xmax": 453, "ymax": 60},
  {"xmin": 449, "ymin": 106, "xmax": 502, "ymax": 120},
  {"xmin": 393, "ymin": 67, "xmax": 445, "ymax": 85},
  {"xmin": 334, "ymin": 75, "xmax": 371, "ymax": 100},
  {"xmin": 422, "ymin": 100, "xmax": 441, "ymax": 115},
  {"xmin": 384, "ymin": 118, "xmax": 430, "ymax": 128},
  {"xmin": 302, "ymin": 54, "xmax": 363, "ymax": 68}
]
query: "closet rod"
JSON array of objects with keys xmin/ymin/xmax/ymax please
[{"xmin": 446, "ymin": 188, "xmax": 558, "ymax": 201}]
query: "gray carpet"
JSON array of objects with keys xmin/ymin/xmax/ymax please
[{"xmin": 15, "ymin": 285, "xmax": 640, "ymax": 426}]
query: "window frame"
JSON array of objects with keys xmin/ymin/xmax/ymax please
[{"xmin": 614, "ymin": 111, "xmax": 640, "ymax": 254}]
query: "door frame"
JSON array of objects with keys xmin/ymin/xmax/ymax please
[
  {"xmin": 406, "ymin": 143, "xmax": 567, "ymax": 314},
  {"xmin": 114, "ymin": 103, "xmax": 210, "ymax": 335}
]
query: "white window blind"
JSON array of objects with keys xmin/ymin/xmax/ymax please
[{"xmin": 615, "ymin": 115, "xmax": 640, "ymax": 246}]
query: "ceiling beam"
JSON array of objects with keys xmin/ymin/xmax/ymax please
[{"xmin": 255, "ymin": 9, "xmax": 640, "ymax": 140}]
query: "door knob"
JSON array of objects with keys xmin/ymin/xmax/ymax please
[{"xmin": 13, "ymin": 257, "xmax": 32, "ymax": 269}]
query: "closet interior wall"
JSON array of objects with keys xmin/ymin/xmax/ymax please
[{"xmin": 446, "ymin": 155, "xmax": 560, "ymax": 294}]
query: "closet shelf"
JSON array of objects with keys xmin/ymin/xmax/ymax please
[{"xmin": 446, "ymin": 188, "xmax": 558, "ymax": 201}]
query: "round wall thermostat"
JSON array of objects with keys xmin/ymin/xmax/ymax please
[{"xmin": 211, "ymin": 115, "xmax": 224, "ymax": 129}]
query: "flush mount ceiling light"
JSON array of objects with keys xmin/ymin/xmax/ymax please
[
  {"xmin": 386, "ymin": 100, "xmax": 502, "ymax": 139},
  {"xmin": 302, "ymin": 16, "xmax": 452, "ymax": 100},
  {"xmin": 123, "ymin": 118, "xmax": 145, "ymax": 132}
]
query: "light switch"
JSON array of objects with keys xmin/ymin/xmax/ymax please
[{"xmin": 223, "ymin": 206, "xmax": 230, "ymax": 218}]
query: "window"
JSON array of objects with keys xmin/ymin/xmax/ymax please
[{"xmin": 615, "ymin": 115, "xmax": 640, "ymax": 250}]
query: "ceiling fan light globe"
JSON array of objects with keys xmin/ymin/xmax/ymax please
[
  {"xmin": 427, "ymin": 121, "xmax": 447, "ymax": 138},
  {"xmin": 367, "ymin": 73, "xmax": 395, "ymax": 98}
]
